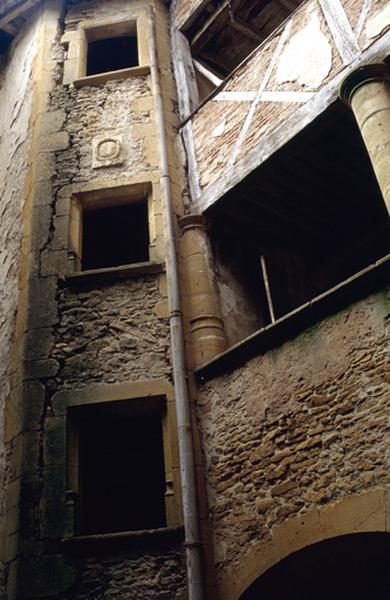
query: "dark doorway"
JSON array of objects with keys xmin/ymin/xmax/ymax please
[{"xmin": 240, "ymin": 533, "xmax": 390, "ymax": 600}]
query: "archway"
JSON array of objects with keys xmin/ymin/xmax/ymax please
[{"xmin": 240, "ymin": 532, "xmax": 390, "ymax": 600}]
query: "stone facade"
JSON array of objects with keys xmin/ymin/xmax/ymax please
[
  {"xmin": 0, "ymin": 0, "xmax": 389, "ymax": 598},
  {"xmin": 0, "ymin": 14, "xmax": 40, "ymax": 598},
  {"xmin": 197, "ymin": 290, "xmax": 389, "ymax": 581},
  {"xmin": 54, "ymin": 276, "xmax": 170, "ymax": 389},
  {"xmin": 0, "ymin": 0, "xmax": 187, "ymax": 598}
]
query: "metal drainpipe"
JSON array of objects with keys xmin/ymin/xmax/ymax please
[{"xmin": 146, "ymin": 7, "xmax": 204, "ymax": 600}]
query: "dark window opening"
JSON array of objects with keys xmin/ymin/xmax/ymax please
[
  {"xmin": 208, "ymin": 102, "xmax": 390, "ymax": 346},
  {"xmin": 82, "ymin": 201, "xmax": 149, "ymax": 271},
  {"xmin": 72, "ymin": 400, "xmax": 167, "ymax": 535},
  {"xmin": 87, "ymin": 35, "xmax": 138, "ymax": 76},
  {"xmin": 0, "ymin": 29, "xmax": 13, "ymax": 54},
  {"xmin": 241, "ymin": 533, "xmax": 390, "ymax": 600},
  {"xmin": 185, "ymin": 0, "xmax": 306, "ymax": 79}
]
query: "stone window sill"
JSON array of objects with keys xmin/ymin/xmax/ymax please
[
  {"xmin": 74, "ymin": 64, "xmax": 150, "ymax": 88},
  {"xmin": 65, "ymin": 261, "xmax": 165, "ymax": 286},
  {"xmin": 62, "ymin": 525, "xmax": 184, "ymax": 554},
  {"xmin": 196, "ymin": 254, "xmax": 390, "ymax": 382}
]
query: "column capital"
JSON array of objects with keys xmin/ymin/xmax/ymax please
[
  {"xmin": 339, "ymin": 63, "xmax": 390, "ymax": 106},
  {"xmin": 179, "ymin": 213, "xmax": 204, "ymax": 232}
]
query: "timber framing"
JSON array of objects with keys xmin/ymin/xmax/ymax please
[{"xmin": 191, "ymin": 31, "xmax": 390, "ymax": 214}]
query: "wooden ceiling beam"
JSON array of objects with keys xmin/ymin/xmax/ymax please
[
  {"xmin": 230, "ymin": 16, "xmax": 263, "ymax": 42},
  {"xmin": 190, "ymin": 1, "xmax": 230, "ymax": 53},
  {"xmin": 0, "ymin": 0, "xmax": 41, "ymax": 29}
]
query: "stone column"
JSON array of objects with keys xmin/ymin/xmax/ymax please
[
  {"xmin": 179, "ymin": 214, "xmax": 226, "ymax": 367},
  {"xmin": 340, "ymin": 63, "xmax": 390, "ymax": 213}
]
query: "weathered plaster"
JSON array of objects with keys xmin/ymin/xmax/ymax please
[
  {"xmin": 276, "ymin": 15, "xmax": 332, "ymax": 89},
  {"xmin": 365, "ymin": 3, "xmax": 390, "ymax": 39}
]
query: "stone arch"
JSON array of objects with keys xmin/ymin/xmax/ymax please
[{"xmin": 218, "ymin": 488, "xmax": 390, "ymax": 600}]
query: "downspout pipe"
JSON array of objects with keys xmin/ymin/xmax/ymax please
[{"xmin": 146, "ymin": 7, "xmax": 204, "ymax": 600}]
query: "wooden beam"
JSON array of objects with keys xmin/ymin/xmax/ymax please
[
  {"xmin": 230, "ymin": 16, "xmax": 262, "ymax": 43},
  {"xmin": 0, "ymin": 21, "xmax": 17, "ymax": 35},
  {"xmin": 191, "ymin": 1, "xmax": 229, "ymax": 54},
  {"xmin": 276, "ymin": 0, "xmax": 298, "ymax": 13},
  {"xmin": 0, "ymin": 0, "xmax": 41, "ymax": 25},
  {"xmin": 318, "ymin": 0, "xmax": 360, "ymax": 65}
]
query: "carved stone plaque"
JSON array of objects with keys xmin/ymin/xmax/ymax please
[{"xmin": 92, "ymin": 134, "xmax": 124, "ymax": 168}]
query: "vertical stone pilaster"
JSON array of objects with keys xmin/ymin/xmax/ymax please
[
  {"xmin": 340, "ymin": 63, "xmax": 390, "ymax": 214},
  {"xmin": 180, "ymin": 215, "xmax": 226, "ymax": 368}
]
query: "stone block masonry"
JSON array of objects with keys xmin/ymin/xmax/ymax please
[
  {"xmin": 53, "ymin": 275, "xmax": 171, "ymax": 389},
  {"xmin": 0, "ymin": 0, "xmax": 190, "ymax": 598},
  {"xmin": 197, "ymin": 289, "xmax": 390, "ymax": 582}
]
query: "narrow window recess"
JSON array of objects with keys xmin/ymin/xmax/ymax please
[
  {"xmin": 87, "ymin": 35, "xmax": 138, "ymax": 76},
  {"xmin": 69, "ymin": 398, "xmax": 167, "ymax": 536},
  {"xmin": 68, "ymin": 183, "xmax": 153, "ymax": 274},
  {"xmin": 82, "ymin": 201, "xmax": 149, "ymax": 271}
]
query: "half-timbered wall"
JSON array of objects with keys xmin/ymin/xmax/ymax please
[{"xmin": 180, "ymin": 0, "xmax": 390, "ymax": 211}]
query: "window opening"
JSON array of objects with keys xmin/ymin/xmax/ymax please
[
  {"xmin": 87, "ymin": 35, "xmax": 138, "ymax": 76},
  {"xmin": 209, "ymin": 102, "xmax": 390, "ymax": 346},
  {"xmin": 81, "ymin": 199, "xmax": 149, "ymax": 271},
  {"xmin": 71, "ymin": 400, "xmax": 167, "ymax": 535}
]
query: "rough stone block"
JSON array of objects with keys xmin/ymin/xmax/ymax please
[
  {"xmin": 43, "ymin": 417, "xmax": 66, "ymax": 467},
  {"xmin": 26, "ymin": 277, "xmax": 58, "ymax": 330},
  {"xmin": 18, "ymin": 555, "xmax": 77, "ymax": 598},
  {"xmin": 36, "ymin": 110, "xmax": 66, "ymax": 136},
  {"xmin": 39, "ymin": 466, "xmax": 67, "ymax": 539},
  {"xmin": 40, "ymin": 250, "xmax": 67, "ymax": 277},
  {"xmin": 50, "ymin": 215, "xmax": 69, "ymax": 251},
  {"xmin": 23, "ymin": 328, "xmax": 54, "ymax": 361},
  {"xmin": 39, "ymin": 131, "xmax": 70, "ymax": 152}
]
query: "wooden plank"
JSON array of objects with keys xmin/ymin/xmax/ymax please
[
  {"xmin": 226, "ymin": 19, "xmax": 293, "ymax": 170},
  {"xmin": 182, "ymin": 123, "xmax": 202, "ymax": 201},
  {"xmin": 170, "ymin": 25, "xmax": 199, "ymax": 118},
  {"xmin": 0, "ymin": 0, "xmax": 40, "ymax": 24},
  {"xmin": 318, "ymin": 0, "xmax": 360, "ymax": 64},
  {"xmin": 230, "ymin": 16, "xmax": 263, "ymax": 42},
  {"xmin": 170, "ymin": 16, "xmax": 202, "ymax": 199},
  {"xmin": 354, "ymin": 0, "xmax": 375, "ymax": 38},
  {"xmin": 194, "ymin": 30, "xmax": 390, "ymax": 213},
  {"xmin": 191, "ymin": 1, "xmax": 229, "ymax": 54},
  {"xmin": 215, "ymin": 91, "xmax": 315, "ymax": 102},
  {"xmin": 175, "ymin": 0, "xmax": 210, "ymax": 32},
  {"xmin": 0, "ymin": 21, "xmax": 17, "ymax": 34}
]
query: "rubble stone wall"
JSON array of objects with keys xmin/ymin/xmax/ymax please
[
  {"xmin": 197, "ymin": 289, "xmax": 390, "ymax": 584},
  {"xmin": 2, "ymin": 0, "xmax": 188, "ymax": 598}
]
